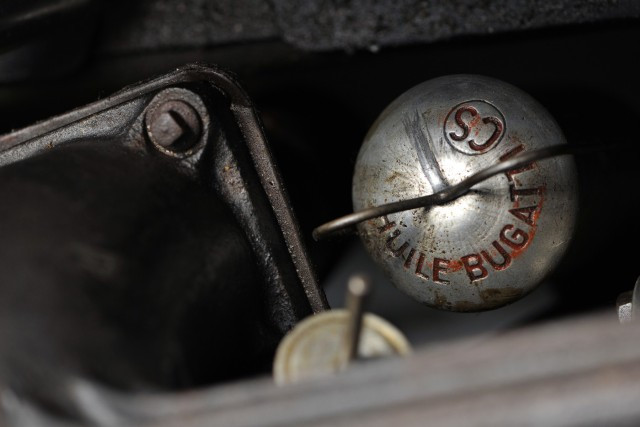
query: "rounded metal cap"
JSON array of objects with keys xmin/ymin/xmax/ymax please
[
  {"xmin": 353, "ymin": 75, "xmax": 578, "ymax": 312},
  {"xmin": 273, "ymin": 310, "xmax": 411, "ymax": 385}
]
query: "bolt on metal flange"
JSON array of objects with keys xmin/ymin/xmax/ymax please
[{"xmin": 144, "ymin": 88, "xmax": 208, "ymax": 157}]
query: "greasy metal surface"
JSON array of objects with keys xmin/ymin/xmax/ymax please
[
  {"xmin": 0, "ymin": 64, "xmax": 328, "ymax": 417},
  {"xmin": 0, "ymin": 142, "xmax": 268, "ymax": 398},
  {"xmin": 0, "ymin": 64, "xmax": 328, "ymax": 316},
  {"xmin": 353, "ymin": 75, "xmax": 578, "ymax": 312},
  {"xmin": 273, "ymin": 310, "xmax": 411, "ymax": 385}
]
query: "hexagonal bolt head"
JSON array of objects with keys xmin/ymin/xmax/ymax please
[{"xmin": 145, "ymin": 100, "xmax": 202, "ymax": 153}]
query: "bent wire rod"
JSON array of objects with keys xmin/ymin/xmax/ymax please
[{"xmin": 312, "ymin": 144, "xmax": 574, "ymax": 241}]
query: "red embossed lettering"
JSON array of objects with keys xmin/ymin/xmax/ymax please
[
  {"xmin": 433, "ymin": 258, "xmax": 450, "ymax": 284},
  {"xmin": 481, "ymin": 240, "xmax": 512, "ymax": 271},
  {"xmin": 415, "ymin": 252, "xmax": 429, "ymax": 280},
  {"xmin": 449, "ymin": 106, "xmax": 477, "ymax": 142},
  {"xmin": 386, "ymin": 229, "xmax": 409, "ymax": 257},
  {"xmin": 404, "ymin": 248, "xmax": 416, "ymax": 269},
  {"xmin": 500, "ymin": 224, "xmax": 529, "ymax": 250},
  {"xmin": 461, "ymin": 254, "xmax": 488, "ymax": 282},
  {"xmin": 509, "ymin": 206, "xmax": 539, "ymax": 226}
]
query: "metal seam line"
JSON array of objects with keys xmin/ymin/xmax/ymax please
[{"xmin": 402, "ymin": 111, "xmax": 448, "ymax": 193}]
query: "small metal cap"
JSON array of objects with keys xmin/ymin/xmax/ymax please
[
  {"xmin": 353, "ymin": 75, "xmax": 578, "ymax": 312},
  {"xmin": 272, "ymin": 310, "xmax": 411, "ymax": 385},
  {"xmin": 144, "ymin": 88, "xmax": 209, "ymax": 157}
]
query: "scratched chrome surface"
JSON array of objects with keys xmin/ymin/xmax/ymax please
[{"xmin": 353, "ymin": 75, "xmax": 578, "ymax": 312}]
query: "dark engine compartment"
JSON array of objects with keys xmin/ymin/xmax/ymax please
[{"xmin": 0, "ymin": 1, "xmax": 639, "ymax": 425}]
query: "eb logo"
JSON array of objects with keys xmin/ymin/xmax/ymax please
[{"xmin": 444, "ymin": 101, "xmax": 505, "ymax": 155}]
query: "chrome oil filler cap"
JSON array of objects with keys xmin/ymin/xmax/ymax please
[{"xmin": 352, "ymin": 75, "xmax": 578, "ymax": 312}]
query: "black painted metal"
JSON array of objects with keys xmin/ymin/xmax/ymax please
[
  {"xmin": 95, "ymin": 0, "xmax": 640, "ymax": 54},
  {"xmin": 0, "ymin": 64, "xmax": 327, "ymax": 417}
]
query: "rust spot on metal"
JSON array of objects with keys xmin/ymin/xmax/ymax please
[
  {"xmin": 385, "ymin": 171, "xmax": 402, "ymax": 183},
  {"xmin": 448, "ymin": 259, "xmax": 463, "ymax": 272},
  {"xmin": 433, "ymin": 291, "xmax": 447, "ymax": 307}
]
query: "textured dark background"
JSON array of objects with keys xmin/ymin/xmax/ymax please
[{"xmin": 99, "ymin": 0, "xmax": 640, "ymax": 52}]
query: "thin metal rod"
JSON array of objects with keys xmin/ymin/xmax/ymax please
[
  {"xmin": 344, "ymin": 275, "xmax": 372, "ymax": 362},
  {"xmin": 313, "ymin": 144, "xmax": 573, "ymax": 240}
]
